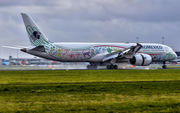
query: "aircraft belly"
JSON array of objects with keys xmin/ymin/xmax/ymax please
[
  {"xmin": 26, "ymin": 50, "xmax": 58, "ymax": 61},
  {"xmin": 27, "ymin": 50, "xmax": 91, "ymax": 62}
]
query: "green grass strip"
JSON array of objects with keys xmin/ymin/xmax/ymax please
[{"xmin": 0, "ymin": 69, "xmax": 180, "ymax": 112}]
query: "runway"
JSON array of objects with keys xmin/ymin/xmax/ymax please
[{"xmin": 0, "ymin": 64, "xmax": 179, "ymax": 70}]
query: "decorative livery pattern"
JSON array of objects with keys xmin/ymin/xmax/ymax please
[
  {"xmin": 26, "ymin": 25, "xmax": 49, "ymax": 46},
  {"xmin": 41, "ymin": 43, "xmax": 125, "ymax": 61},
  {"xmin": 151, "ymin": 53, "xmax": 176, "ymax": 61}
]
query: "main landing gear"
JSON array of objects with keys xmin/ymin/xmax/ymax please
[
  {"xmin": 106, "ymin": 64, "xmax": 118, "ymax": 69},
  {"xmin": 162, "ymin": 61, "xmax": 167, "ymax": 69},
  {"xmin": 87, "ymin": 65, "xmax": 97, "ymax": 70}
]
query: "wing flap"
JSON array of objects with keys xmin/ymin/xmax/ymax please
[{"xmin": 102, "ymin": 51, "xmax": 119, "ymax": 62}]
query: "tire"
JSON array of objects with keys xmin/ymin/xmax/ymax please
[
  {"xmin": 162, "ymin": 65, "xmax": 167, "ymax": 69},
  {"xmin": 93, "ymin": 65, "xmax": 97, "ymax": 69},
  {"xmin": 107, "ymin": 65, "xmax": 111, "ymax": 69},
  {"xmin": 113, "ymin": 65, "xmax": 118, "ymax": 69},
  {"xmin": 87, "ymin": 65, "xmax": 91, "ymax": 69},
  {"xmin": 87, "ymin": 65, "xmax": 97, "ymax": 70},
  {"xmin": 110, "ymin": 65, "xmax": 114, "ymax": 69}
]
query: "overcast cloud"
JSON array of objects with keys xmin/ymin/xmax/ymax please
[{"xmin": 0, "ymin": 0, "xmax": 180, "ymax": 59}]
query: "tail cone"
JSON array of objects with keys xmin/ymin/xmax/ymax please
[{"xmin": 21, "ymin": 48, "xmax": 26, "ymax": 52}]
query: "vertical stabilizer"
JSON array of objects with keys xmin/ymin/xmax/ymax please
[{"xmin": 21, "ymin": 13, "xmax": 49, "ymax": 46}]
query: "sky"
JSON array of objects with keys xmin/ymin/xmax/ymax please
[{"xmin": 0, "ymin": 0, "xmax": 180, "ymax": 59}]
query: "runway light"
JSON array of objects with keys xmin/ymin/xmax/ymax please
[{"xmin": 129, "ymin": 65, "xmax": 134, "ymax": 68}]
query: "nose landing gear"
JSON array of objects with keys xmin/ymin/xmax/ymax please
[{"xmin": 162, "ymin": 61, "xmax": 167, "ymax": 69}]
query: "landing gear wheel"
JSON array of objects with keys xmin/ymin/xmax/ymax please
[
  {"xmin": 162, "ymin": 65, "xmax": 167, "ymax": 69},
  {"xmin": 107, "ymin": 65, "xmax": 111, "ymax": 69},
  {"xmin": 87, "ymin": 65, "xmax": 91, "ymax": 69},
  {"xmin": 87, "ymin": 65, "xmax": 97, "ymax": 70},
  {"xmin": 107, "ymin": 64, "xmax": 118, "ymax": 69},
  {"xmin": 110, "ymin": 64, "xmax": 114, "ymax": 69},
  {"xmin": 92, "ymin": 65, "xmax": 97, "ymax": 69},
  {"xmin": 162, "ymin": 61, "xmax": 167, "ymax": 69},
  {"xmin": 113, "ymin": 65, "xmax": 118, "ymax": 69}
]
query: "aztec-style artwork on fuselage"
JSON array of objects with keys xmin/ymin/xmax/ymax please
[
  {"xmin": 42, "ymin": 43, "xmax": 177, "ymax": 62},
  {"xmin": 166, "ymin": 52, "xmax": 177, "ymax": 60},
  {"xmin": 148, "ymin": 52, "xmax": 176, "ymax": 61},
  {"xmin": 151, "ymin": 54, "xmax": 167, "ymax": 61},
  {"xmin": 43, "ymin": 44, "xmax": 125, "ymax": 61}
]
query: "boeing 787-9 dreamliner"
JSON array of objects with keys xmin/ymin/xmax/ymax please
[{"xmin": 6, "ymin": 13, "xmax": 177, "ymax": 69}]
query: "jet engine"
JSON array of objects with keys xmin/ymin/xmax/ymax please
[{"xmin": 130, "ymin": 53, "xmax": 152, "ymax": 66}]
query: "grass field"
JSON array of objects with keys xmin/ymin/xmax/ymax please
[{"xmin": 0, "ymin": 69, "xmax": 180, "ymax": 112}]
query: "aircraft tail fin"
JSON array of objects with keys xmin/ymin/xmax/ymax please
[{"xmin": 21, "ymin": 13, "xmax": 49, "ymax": 46}]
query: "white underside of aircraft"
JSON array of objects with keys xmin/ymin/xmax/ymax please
[{"xmin": 3, "ymin": 13, "xmax": 178, "ymax": 69}]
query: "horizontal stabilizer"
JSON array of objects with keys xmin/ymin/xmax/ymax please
[
  {"xmin": 2, "ymin": 46, "xmax": 23, "ymax": 49},
  {"xmin": 31, "ymin": 45, "xmax": 45, "ymax": 52}
]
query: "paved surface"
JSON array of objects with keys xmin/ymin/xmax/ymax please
[{"xmin": 0, "ymin": 64, "xmax": 179, "ymax": 70}]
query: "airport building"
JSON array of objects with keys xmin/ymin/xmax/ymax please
[
  {"xmin": 0, "ymin": 59, "xmax": 5, "ymax": 65},
  {"xmin": 173, "ymin": 52, "xmax": 180, "ymax": 63},
  {"xmin": 175, "ymin": 52, "xmax": 180, "ymax": 59},
  {"xmin": 1, "ymin": 56, "xmax": 88, "ymax": 66},
  {"xmin": 1, "ymin": 56, "xmax": 61, "ymax": 65}
]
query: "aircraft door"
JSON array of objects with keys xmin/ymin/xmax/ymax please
[{"xmin": 165, "ymin": 47, "xmax": 168, "ymax": 53}]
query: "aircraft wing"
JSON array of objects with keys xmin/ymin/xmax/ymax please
[{"xmin": 102, "ymin": 43, "xmax": 142, "ymax": 62}]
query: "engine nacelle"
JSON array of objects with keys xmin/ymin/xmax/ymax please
[{"xmin": 130, "ymin": 53, "xmax": 152, "ymax": 66}]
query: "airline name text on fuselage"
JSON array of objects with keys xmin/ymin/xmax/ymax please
[{"xmin": 142, "ymin": 45, "xmax": 163, "ymax": 49}]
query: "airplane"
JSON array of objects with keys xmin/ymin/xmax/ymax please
[{"xmin": 5, "ymin": 13, "xmax": 178, "ymax": 69}]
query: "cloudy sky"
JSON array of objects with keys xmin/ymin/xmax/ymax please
[{"xmin": 0, "ymin": 0, "xmax": 180, "ymax": 59}]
